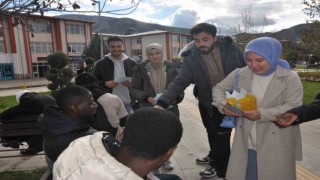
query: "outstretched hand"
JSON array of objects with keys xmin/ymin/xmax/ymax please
[{"xmin": 275, "ymin": 113, "xmax": 298, "ymax": 127}]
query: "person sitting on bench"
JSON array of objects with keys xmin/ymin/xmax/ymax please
[
  {"xmin": 0, "ymin": 90, "xmax": 56, "ymax": 155},
  {"xmin": 75, "ymin": 72, "xmax": 128, "ymax": 137},
  {"xmin": 38, "ymin": 85, "xmax": 98, "ymax": 180}
]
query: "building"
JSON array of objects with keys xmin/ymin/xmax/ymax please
[
  {"xmin": 0, "ymin": 14, "xmax": 93, "ymax": 80},
  {"xmin": 102, "ymin": 30, "xmax": 191, "ymax": 63}
]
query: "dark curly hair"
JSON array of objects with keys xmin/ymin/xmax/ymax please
[
  {"xmin": 190, "ymin": 22, "xmax": 217, "ymax": 38},
  {"xmin": 121, "ymin": 107, "xmax": 183, "ymax": 160},
  {"xmin": 56, "ymin": 85, "xmax": 91, "ymax": 111}
]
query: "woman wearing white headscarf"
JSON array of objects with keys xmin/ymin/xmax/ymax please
[
  {"xmin": 212, "ymin": 37, "xmax": 303, "ymax": 180},
  {"xmin": 130, "ymin": 43, "xmax": 183, "ymax": 116}
]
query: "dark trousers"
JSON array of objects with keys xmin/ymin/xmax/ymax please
[
  {"xmin": 28, "ymin": 135, "xmax": 44, "ymax": 152},
  {"xmin": 198, "ymin": 103, "xmax": 231, "ymax": 178}
]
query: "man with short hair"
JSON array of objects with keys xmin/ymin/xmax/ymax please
[
  {"xmin": 155, "ymin": 23, "xmax": 246, "ymax": 178},
  {"xmin": 53, "ymin": 108, "xmax": 183, "ymax": 180},
  {"xmin": 38, "ymin": 85, "xmax": 98, "ymax": 179},
  {"xmin": 93, "ymin": 36, "xmax": 136, "ymax": 113}
]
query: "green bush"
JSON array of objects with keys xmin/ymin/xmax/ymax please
[
  {"xmin": 45, "ymin": 52, "xmax": 73, "ymax": 97},
  {"xmin": 47, "ymin": 52, "xmax": 70, "ymax": 69}
]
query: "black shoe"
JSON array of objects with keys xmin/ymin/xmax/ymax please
[
  {"xmin": 2, "ymin": 142, "xmax": 19, "ymax": 148},
  {"xmin": 196, "ymin": 154, "xmax": 213, "ymax": 164},
  {"xmin": 20, "ymin": 148, "xmax": 38, "ymax": 155},
  {"xmin": 199, "ymin": 166, "xmax": 217, "ymax": 178}
]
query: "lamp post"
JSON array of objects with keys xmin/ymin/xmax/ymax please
[{"xmin": 92, "ymin": 0, "xmax": 103, "ymax": 59}]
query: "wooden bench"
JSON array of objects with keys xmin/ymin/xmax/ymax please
[{"xmin": 0, "ymin": 114, "xmax": 44, "ymax": 158}]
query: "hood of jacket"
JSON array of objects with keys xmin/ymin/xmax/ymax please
[{"xmin": 38, "ymin": 106, "xmax": 92, "ymax": 138}]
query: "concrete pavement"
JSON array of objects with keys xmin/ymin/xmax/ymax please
[{"xmin": 0, "ymin": 78, "xmax": 320, "ymax": 180}]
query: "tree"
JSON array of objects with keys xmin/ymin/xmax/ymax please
[
  {"xmin": 301, "ymin": 0, "xmax": 320, "ymax": 58},
  {"xmin": 45, "ymin": 51, "xmax": 73, "ymax": 98},
  {"xmin": 230, "ymin": 6, "xmax": 256, "ymax": 51},
  {"xmin": 82, "ymin": 33, "xmax": 107, "ymax": 61},
  {"xmin": 1, "ymin": 0, "xmax": 141, "ymax": 17}
]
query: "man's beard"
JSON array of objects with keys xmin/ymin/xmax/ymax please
[{"xmin": 199, "ymin": 44, "xmax": 215, "ymax": 55}]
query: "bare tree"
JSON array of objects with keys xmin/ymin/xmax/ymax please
[{"xmin": 0, "ymin": 0, "xmax": 141, "ymax": 17}]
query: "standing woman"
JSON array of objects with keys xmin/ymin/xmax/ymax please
[
  {"xmin": 130, "ymin": 43, "xmax": 183, "ymax": 170},
  {"xmin": 212, "ymin": 37, "xmax": 303, "ymax": 180},
  {"xmin": 131, "ymin": 43, "xmax": 183, "ymax": 116}
]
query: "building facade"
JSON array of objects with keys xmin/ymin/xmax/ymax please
[
  {"xmin": 102, "ymin": 30, "xmax": 191, "ymax": 63},
  {"xmin": 0, "ymin": 14, "xmax": 93, "ymax": 80}
]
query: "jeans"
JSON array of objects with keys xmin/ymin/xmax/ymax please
[
  {"xmin": 245, "ymin": 149, "xmax": 258, "ymax": 180},
  {"xmin": 198, "ymin": 103, "xmax": 231, "ymax": 178}
]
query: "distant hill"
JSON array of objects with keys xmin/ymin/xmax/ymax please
[
  {"xmin": 56, "ymin": 14, "xmax": 190, "ymax": 35},
  {"xmin": 57, "ymin": 14, "xmax": 312, "ymax": 43}
]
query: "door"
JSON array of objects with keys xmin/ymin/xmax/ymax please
[{"xmin": 0, "ymin": 63, "xmax": 14, "ymax": 80}]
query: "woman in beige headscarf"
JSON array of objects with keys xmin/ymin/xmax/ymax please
[{"xmin": 130, "ymin": 43, "xmax": 183, "ymax": 170}]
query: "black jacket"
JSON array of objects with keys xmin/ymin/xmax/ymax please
[
  {"xmin": 38, "ymin": 106, "xmax": 97, "ymax": 162},
  {"xmin": 157, "ymin": 38, "xmax": 246, "ymax": 109},
  {"xmin": 93, "ymin": 56, "xmax": 136, "ymax": 93},
  {"xmin": 289, "ymin": 92, "xmax": 320, "ymax": 124},
  {"xmin": 0, "ymin": 92, "xmax": 56, "ymax": 121},
  {"xmin": 130, "ymin": 60, "xmax": 183, "ymax": 106}
]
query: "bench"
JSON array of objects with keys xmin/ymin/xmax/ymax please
[{"xmin": 0, "ymin": 114, "xmax": 44, "ymax": 158}]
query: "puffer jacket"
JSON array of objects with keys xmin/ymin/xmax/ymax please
[
  {"xmin": 53, "ymin": 131, "xmax": 142, "ymax": 180},
  {"xmin": 38, "ymin": 106, "xmax": 97, "ymax": 162},
  {"xmin": 157, "ymin": 37, "xmax": 246, "ymax": 109}
]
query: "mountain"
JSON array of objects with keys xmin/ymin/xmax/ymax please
[
  {"xmin": 57, "ymin": 14, "xmax": 312, "ymax": 43},
  {"xmin": 56, "ymin": 14, "xmax": 190, "ymax": 35}
]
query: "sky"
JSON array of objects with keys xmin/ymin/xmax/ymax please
[{"xmin": 48, "ymin": 0, "xmax": 310, "ymax": 35}]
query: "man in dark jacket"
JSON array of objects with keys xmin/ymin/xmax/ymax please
[
  {"xmin": 155, "ymin": 23, "xmax": 246, "ymax": 178},
  {"xmin": 275, "ymin": 92, "xmax": 320, "ymax": 126},
  {"xmin": 0, "ymin": 90, "xmax": 56, "ymax": 155},
  {"xmin": 93, "ymin": 36, "xmax": 136, "ymax": 114},
  {"xmin": 38, "ymin": 85, "xmax": 97, "ymax": 179}
]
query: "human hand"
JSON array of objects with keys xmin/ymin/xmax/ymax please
[
  {"xmin": 147, "ymin": 97, "xmax": 156, "ymax": 105},
  {"xmin": 154, "ymin": 105, "xmax": 163, "ymax": 109},
  {"xmin": 274, "ymin": 113, "xmax": 298, "ymax": 127},
  {"xmin": 105, "ymin": 80, "xmax": 118, "ymax": 88},
  {"xmin": 121, "ymin": 80, "xmax": 131, "ymax": 87},
  {"xmin": 242, "ymin": 110, "xmax": 261, "ymax": 121}
]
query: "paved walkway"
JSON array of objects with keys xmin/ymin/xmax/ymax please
[{"xmin": 0, "ymin": 79, "xmax": 320, "ymax": 180}]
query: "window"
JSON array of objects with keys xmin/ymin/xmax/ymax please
[
  {"xmin": 66, "ymin": 24, "xmax": 84, "ymax": 35},
  {"xmin": 132, "ymin": 37, "xmax": 141, "ymax": 45},
  {"xmin": 28, "ymin": 22, "xmax": 51, "ymax": 33},
  {"xmin": 30, "ymin": 42, "xmax": 52, "ymax": 53},
  {"xmin": 172, "ymin": 34, "xmax": 180, "ymax": 43},
  {"xmin": 131, "ymin": 49, "xmax": 142, "ymax": 57},
  {"xmin": 0, "ymin": 41, "xmax": 4, "ymax": 53},
  {"xmin": 172, "ymin": 47, "xmax": 180, "ymax": 57},
  {"xmin": 68, "ymin": 42, "xmax": 85, "ymax": 53}
]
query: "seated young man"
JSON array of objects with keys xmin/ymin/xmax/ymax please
[
  {"xmin": 75, "ymin": 73, "xmax": 128, "ymax": 137},
  {"xmin": 53, "ymin": 108, "xmax": 183, "ymax": 180},
  {"xmin": 38, "ymin": 85, "xmax": 98, "ymax": 179},
  {"xmin": 0, "ymin": 90, "xmax": 56, "ymax": 155}
]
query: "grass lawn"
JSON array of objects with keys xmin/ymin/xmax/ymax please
[
  {"xmin": 0, "ymin": 167, "xmax": 47, "ymax": 180},
  {"xmin": 302, "ymin": 81, "xmax": 320, "ymax": 104}
]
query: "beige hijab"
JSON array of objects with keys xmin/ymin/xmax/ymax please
[{"xmin": 146, "ymin": 43, "xmax": 167, "ymax": 94}]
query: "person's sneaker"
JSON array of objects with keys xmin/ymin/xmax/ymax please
[
  {"xmin": 199, "ymin": 166, "xmax": 217, "ymax": 178},
  {"xmin": 162, "ymin": 160, "xmax": 174, "ymax": 170},
  {"xmin": 196, "ymin": 154, "xmax": 213, "ymax": 164}
]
